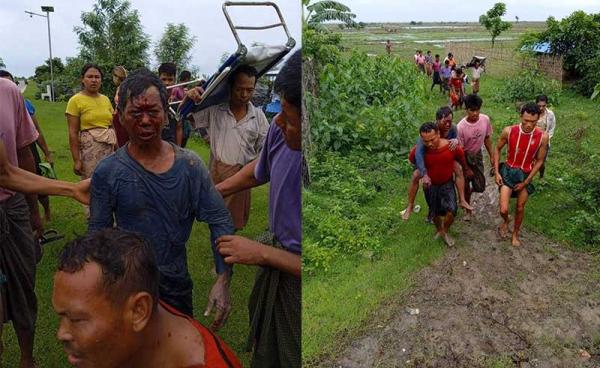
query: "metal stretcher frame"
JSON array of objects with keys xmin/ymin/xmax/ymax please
[{"xmin": 176, "ymin": 1, "xmax": 296, "ymax": 120}]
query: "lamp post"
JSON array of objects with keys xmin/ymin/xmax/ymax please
[{"xmin": 25, "ymin": 6, "xmax": 55, "ymax": 102}]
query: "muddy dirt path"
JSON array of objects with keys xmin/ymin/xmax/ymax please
[{"xmin": 325, "ymin": 178, "xmax": 600, "ymax": 368}]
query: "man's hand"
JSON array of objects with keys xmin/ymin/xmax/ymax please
[
  {"xmin": 421, "ymin": 174, "xmax": 432, "ymax": 188},
  {"xmin": 217, "ymin": 235, "xmax": 266, "ymax": 266},
  {"xmin": 204, "ymin": 271, "xmax": 232, "ymax": 331},
  {"xmin": 73, "ymin": 179, "xmax": 91, "ymax": 205},
  {"xmin": 448, "ymin": 138, "xmax": 459, "ymax": 151},
  {"xmin": 214, "ymin": 182, "xmax": 226, "ymax": 197},
  {"xmin": 495, "ymin": 173, "xmax": 503, "ymax": 187},
  {"xmin": 30, "ymin": 211, "xmax": 43, "ymax": 240},
  {"xmin": 185, "ymin": 86, "xmax": 206, "ymax": 104},
  {"xmin": 514, "ymin": 181, "xmax": 527, "ymax": 192},
  {"xmin": 465, "ymin": 168, "xmax": 474, "ymax": 179},
  {"xmin": 73, "ymin": 159, "xmax": 83, "ymax": 176}
]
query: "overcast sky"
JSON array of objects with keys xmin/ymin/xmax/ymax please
[
  {"xmin": 342, "ymin": 0, "xmax": 600, "ymax": 23},
  {"xmin": 0, "ymin": 0, "xmax": 301, "ymax": 77}
]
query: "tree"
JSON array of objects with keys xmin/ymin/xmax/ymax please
[
  {"xmin": 515, "ymin": 16, "xmax": 519, "ymax": 23},
  {"xmin": 34, "ymin": 57, "xmax": 65, "ymax": 82},
  {"xmin": 479, "ymin": 2, "xmax": 512, "ymax": 48},
  {"xmin": 0, "ymin": 57, "xmax": 5, "ymax": 69},
  {"xmin": 75, "ymin": 0, "xmax": 150, "ymax": 76},
  {"xmin": 304, "ymin": 0, "xmax": 357, "ymax": 30},
  {"xmin": 154, "ymin": 23, "xmax": 196, "ymax": 72}
]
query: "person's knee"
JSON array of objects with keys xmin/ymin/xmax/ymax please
[
  {"xmin": 499, "ymin": 204, "xmax": 509, "ymax": 217},
  {"xmin": 516, "ymin": 202, "xmax": 526, "ymax": 214}
]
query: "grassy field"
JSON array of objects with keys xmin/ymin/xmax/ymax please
[
  {"xmin": 303, "ymin": 23, "xmax": 600, "ymax": 364},
  {"xmin": 1, "ymin": 85, "xmax": 267, "ymax": 366}
]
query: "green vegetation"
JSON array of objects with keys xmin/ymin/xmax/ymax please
[
  {"xmin": 154, "ymin": 23, "xmax": 197, "ymax": 71},
  {"xmin": 493, "ymin": 68, "xmax": 561, "ymax": 104},
  {"xmin": 1, "ymin": 84, "xmax": 264, "ymax": 367},
  {"xmin": 479, "ymin": 2, "xmax": 512, "ymax": 48}
]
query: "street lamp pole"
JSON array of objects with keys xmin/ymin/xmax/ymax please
[{"xmin": 25, "ymin": 6, "xmax": 55, "ymax": 102}]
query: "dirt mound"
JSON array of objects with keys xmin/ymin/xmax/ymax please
[{"xmin": 326, "ymin": 179, "xmax": 600, "ymax": 367}]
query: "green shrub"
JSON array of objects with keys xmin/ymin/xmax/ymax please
[{"xmin": 494, "ymin": 68, "xmax": 561, "ymax": 105}]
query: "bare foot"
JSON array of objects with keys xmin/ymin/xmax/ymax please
[
  {"xmin": 443, "ymin": 233, "xmax": 455, "ymax": 247},
  {"xmin": 511, "ymin": 235, "xmax": 521, "ymax": 247},
  {"xmin": 459, "ymin": 200, "xmax": 474, "ymax": 211},
  {"xmin": 497, "ymin": 223, "xmax": 509, "ymax": 240},
  {"xmin": 463, "ymin": 212, "xmax": 473, "ymax": 222},
  {"xmin": 401, "ymin": 206, "xmax": 413, "ymax": 221},
  {"xmin": 19, "ymin": 358, "xmax": 37, "ymax": 368}
]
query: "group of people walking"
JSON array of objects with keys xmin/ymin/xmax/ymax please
[
  {"xmin": 402, "ymin": 94, "xmax": 555, "ymax": 248},
  {"xmin": 0, "ymin": 48, "xmax": 302, "ymax": 367}
]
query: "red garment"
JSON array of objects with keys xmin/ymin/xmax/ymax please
[
  {"xmin": 160, "ymin": 301, "xmax": 242, "ymax": 368},
  {"xmin": 506, "ymin": 125, "xmax": 543, "ymax": 173},
  {"xmin": 450, "ymin": 77, "xmax": 462, "ymax": 91},
  {"xmin": 112, "ymin": 113, "xmax": 129, "ymax": 147},
  {"xmin": 410, "ymin": 143, "xmax": 465, "ymax": 185}
]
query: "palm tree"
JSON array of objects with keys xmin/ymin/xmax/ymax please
[{"xmin": 303, "ymin": 0, "xmax": 357, "ymax": 30}]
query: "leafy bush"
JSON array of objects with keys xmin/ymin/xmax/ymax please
[
  {"xmin": 311, "ymin": 51, "xmax": 428, "ymax": 161},
  {"xmin": 494, "ymin": 68, "xmax": 561, "ymax": 104}
]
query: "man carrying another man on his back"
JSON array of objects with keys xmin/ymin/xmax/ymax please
[
  {"xmin": 190, "ymin": 65, "xmax": 269, "ymax": 230},
  {"xmin": 409, "ymin": 122, "xmax": 472, "ymax": 246}
]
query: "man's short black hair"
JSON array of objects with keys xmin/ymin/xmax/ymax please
[
  {"xmin": 58, "ymin": 228, "xmax": 160, "ymax": 309},
  {"xmin": 274, "ymin": 49, "xmax": 302, "ymax": 112},
  {"xmin": 420, "ymin": 122, "xmax": 439, "ymax": 134},
  {"xmin": 229, "ymin": 64, "xmax": 258, "ymax": 87},
  {"xmin": 0, "ymin": 70, "xmax": 14, "ymax": 81},
  {"xmin": 178, "ymin": 70, "xmax": 191, "ymax": 82},
  {"xmin": 158, "ymin": 62, "xmax": 177, "ymax": 77},
  {"xmin": 535, "ymin": 94, "xmax": 548, "ymax": 103},
  {"xmin": 117, "ymin": 68, "xmax": 169, "ymax": 113},
  {"xmin": 464, "ymin": 94, "xmax": 483, "ymax": 110},
  {"xmin": 520, "ymin": 102, "xmax": 541, "ymax": 117},
  {"xmin": 435, "ymin": 106, "xmax": 453, "ymax": 121}
]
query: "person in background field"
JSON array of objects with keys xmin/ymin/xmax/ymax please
[
  {"xmin": 386, "ymin": 40, "xmax": 392, "ymax": 55},
  {"xmin": 170, "ymin": 70, "xmax": 194, "ymax": 148},
  {"xmin": 409, "ymin": 122, "xmax": 471, "ymax": 247},
  {"xmin": 495, "ymin": 103, "xmax": 549, "ymax": 247},
  {"xmin": 440, "ymin": 59, "xmax": 452, "ymax": 93},
  {"xmin": 444, "ymin": 52, "xmax": 456, "ymax": 68},
  {"xmin": 470, "ymin": 60, "xmax": 484, "ymax": 94},
  {"xmin": 65, "ymin": 63, "xmax": 116, "ymax": 218},
  {"xmin": 401, "ymin": 106, "xmax": 472, "ymax": 221},
  {"xmin": 89, "ymin": 68, "xmax": 234, "ymax": 325},
  {"xmin": 111, "ymin": 65, "xmax": 129, "ymax": 147},
  {"xmin": 416, "ymin": 50, "xmax": 426, "ymax": 73},
  {"xmin": 213, "ymin": 49, "xmax": 302, "ymax": 368},
  {"xmin": 431, "ymin": 54, "xmax": 443, "ymax": 92},
  {"xmin": 425, "ymin": 50, "xmax": 433, "ymax": 77},
  {"xmin": 0, "ymin": 70, "xmax": 53, "ymax": 223},
  {"xmin": 53, "ymin": 228, "xmax": 242, "ymax": 368},
  {"xmin": 189, "ymin": 65, "xmax": 269, "ymax": 231},
  {"xmin": 449, "ymin": 68, "xmax": 465, "ymax": 110},
  {"xmin": 457, "ymin": 94, "xmax": 494, "ymax": 221},
  {"xmin": 157, "ymin": 62, "xmax": 183, "ymax": 145},
  {"xmin": 535, "ymin": 95, "xmax": 555, "ymax": 180}
]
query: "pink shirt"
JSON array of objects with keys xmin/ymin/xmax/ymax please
[
  {"xmin": 457, "ymin": 113, "xmax": 492, "ymax": 154},
  {"xmin": 0, "ymin": 78, "xmax": 39, "ymax": 201}
]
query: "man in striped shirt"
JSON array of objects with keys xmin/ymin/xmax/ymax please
[{"xmin": 494, "ymin": 102, "xmax": 549, "ymax": 247}]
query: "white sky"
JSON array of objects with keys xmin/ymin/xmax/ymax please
[
  {"xmin": 0, "ymin": 0, "xmax": 301, "ymax": 77},
  {"xmin": 342, "ymin": 0, "xmax": 600, "ymax": 23}
]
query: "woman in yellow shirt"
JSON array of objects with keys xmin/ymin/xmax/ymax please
[{"xmin": 65, "ymin": 64, "xmax": 116, "ymax": 182}]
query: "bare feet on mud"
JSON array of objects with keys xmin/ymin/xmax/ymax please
[
  {"xmin": 443, "ymin": 233, "xmax": 455, "ymax": 247},
  {"xmin": 497, "ymin": 223, "xmax": 509, "ymax": 239},
  {"xmin": 459, "ymin": 200, "xmax": 474, "ymax": 212},
  {"xmin": 512, "ymin": 234, "xmax": 521, "ymax": 247}
]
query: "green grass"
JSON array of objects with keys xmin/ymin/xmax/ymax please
[{"xmin": 1, "ymin": 85, "xmax": 267, "ymax": 366}]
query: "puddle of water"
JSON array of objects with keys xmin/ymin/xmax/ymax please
[{"xmin": 414, "ymin": 37, "xmax": 514, "ymax": 43}]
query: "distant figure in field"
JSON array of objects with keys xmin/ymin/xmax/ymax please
[
  {"xmin": 425, "ymin": 50, "xmax": 433, "ymax": 76},
  {"xmin": 444, "ymin": 52, "xmax": 457, "ymax": 68},
  {"xmin": 440, "ymin": 59, "xmax": 452, "ymax": 93},
  {"xmin": 431, "ymin": 54, "xmax": 443, "ymax": 92},
  {"xmin": 386, "ymin": 40, "xmax": 392, "ymax": 55},
  {"xmin": 415, "ymin": 50, "xmax": 425, "ymax": 73},
  {"xmin": 494, "ymin": 103, "xmax": 548, "ymax": 247},
  {"xmin": 449, "ymin": 68, "xmax": 465, "ymax": 110},
  {"xmin": 111, "ymin": 65, "xmax": 129, "ymax": 147},
  {"xmin": 470, "ymin": 60, "xmax": 484, "ymax": 94}
]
